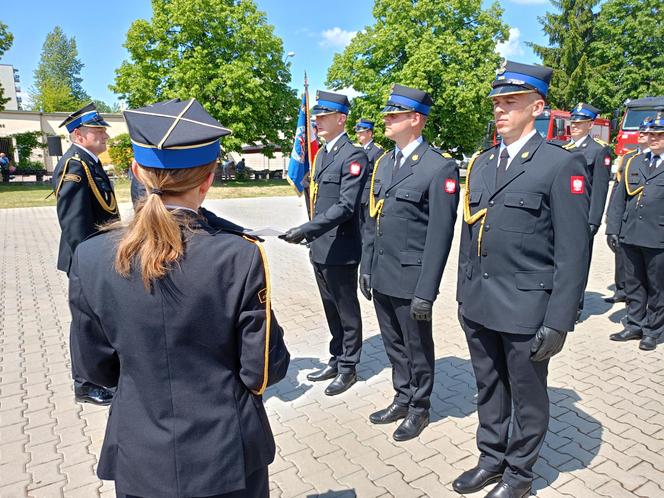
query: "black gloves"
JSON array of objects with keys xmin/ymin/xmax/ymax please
[
  {"xmin": 589, "ymin": 224, "xmax": 600, "ymax": 236},
  {"xmin": 410, "ymin": 297, "xmax": 433, "ymax": 321},
  {"xmin": 279, "ymin": 226, "xmax": 306, "ymax": 244},
  {"xmin": 530, "ymin": 326, "xmax": 567, "ymax": 362},
  {"xmin": 607, "ymin": 234, "xmax": 619, "ymax": 253},
  {"xmin": 359, "ymin": 274, "xmax": 372, "ymax": 301}
]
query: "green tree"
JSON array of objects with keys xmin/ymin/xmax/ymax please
[
  {"xmin": 107, "ymin": 133, "xmax": 133, "ymax": 174},
  {"xmin": 587, "ymin": 0, "xmax": 664, "ymax": 113},
  {"xmin": 30, "ymin": 26, "xmax": 89, "ymax": 110},
  {"xmin": 93, "ymin": 99, "xmax": 121, "ymax": 113},
  {"xmin": 0, "ymin": 22, "xmax": 14, "ymax": 110},
  {"xmin": 111, "ymin": 0, "xmax": 299, "ymax": 153},
  {"xmin": 527, "ymin": 0, "xmax": 599, "ymax": 110},
  {"xmin": 326, "ymin": 0, "xmax": 508, "ymax": 153}
]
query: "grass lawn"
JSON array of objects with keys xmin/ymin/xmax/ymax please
[{"xmin": 0, "ymin": 178, "xmax": 297, "ymax": 209}]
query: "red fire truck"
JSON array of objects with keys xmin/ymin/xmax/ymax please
[{"xmin": 613, "ymin": 96, "xmax": 664, "ymax": 156}]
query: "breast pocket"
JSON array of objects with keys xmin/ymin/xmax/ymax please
[
  {"xmin": 653, "ymin": 179, "xmax": 664, "ymax": 199},
  {"xmin": 500, "ymin": 192, "xmax": 542, "ymax": 233},
  {"xmin": 94, "ymin": 176, "xmax": 112, "ymax": 193},
  {"xmin": 394, "ymin": 188, "xmax": 423, "ymax": 220},
  {"xmin": 469, "ymin": 190, "xmax": 483, "ymax": 207},
  {"xmin": 372, "ymin": 181, "xmax": 382, "ymax": 198},
  {"xmin": 318, "ymin": 172, "xmax": 341, "ymax": 197}
]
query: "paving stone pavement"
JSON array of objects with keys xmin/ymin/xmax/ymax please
[{"xmin": 1, "ymin": 194, "xmax": 664, "ymax": 498}]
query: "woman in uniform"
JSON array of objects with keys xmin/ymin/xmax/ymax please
[{"xmin": 68, "ymin": 98, "xmax": 289, "ymax": 498}]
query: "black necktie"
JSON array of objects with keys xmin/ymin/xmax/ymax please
[
  {"xmin": 496, "ymin": 148, "xmax": 509, "ymax": 187},
  {"xmin": 650, "ymin": 155, "xmax": 660, "ymax": 174},
  {"xmin": 392, "ymin": 151, "xmax": 403, "ymax": 180}
]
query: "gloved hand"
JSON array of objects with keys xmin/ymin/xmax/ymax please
[
  {"xmin": 530, "ymin": 326, "xmax": 567, "ymax": 362},
  {"xmin": 359, "ymin": 274, "xmax": 372, "ymax": 301},
  {"xmin": 607, "ymin": 234, "xmax": 619, "ymax": 253},
  {"xmin": 589, "ymin": 224, "xmax": 600, "ymax": 236},
  {"xmin": 279, "ymin": 226, "xmax": 306, "ymax": 244},
  {"xmin": 410, "ymin": 297, "xmax": 433, "ymax": 321}
]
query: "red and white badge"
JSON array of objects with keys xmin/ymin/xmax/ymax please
[
  {"xmin": 444, "ymin": 178, "xmax": 457, "ymax": 194},
  {"xmin": 604, "ymin": 156, "xmax": 611, "ymax": 167},
  {"xmin": 349, "ymin": 162, "xmax": 362, "ymax": 176},
  {"xmin": 570, "ymin": 176, "xmax": 585, "ymax": 194}
]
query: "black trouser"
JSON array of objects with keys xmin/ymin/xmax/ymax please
[
  {"xmin": 579, "ymin": 235, "xmax": 595, "ymax": 310},
  {"xmin": 373, "ymin": 291, "xmax": 434, "ymax": 415},
  {"xmin": 622, "ymin": 243, "xmax": 664, "ymax": 339},
  {"xmin": 615, "ymin": 244, "xmax": 626, "ymax": 293},
  {"xmin": 312, "ymin": 263, "xmax": 362, "ymax": 373},
  {"xmin": 462, "ymin": 316, "xmax": 549, "ymax": 487},
  {"xmin": 116, "ymin": 466, "xmax": 269, "ymax": 498}
]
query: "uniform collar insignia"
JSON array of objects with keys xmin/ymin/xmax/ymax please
[
  {"xmin": 412, "ymin": 154, "xmax": 419, "ymax": 161},
  {"xmin": 489, "ymin": 153, "xmax": 495, "ymax": 160},
  {"xmin": 521, "ymin": 151, "xmax": 529, "ymax": 159}
]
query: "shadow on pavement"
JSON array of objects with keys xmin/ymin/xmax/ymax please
[
  {"xmin": 306, "ymin": 491, "xmax": 357, "ymax": 498},
  {"xmin": 579, "ymin": 291, "xmax": 613, "ymax": 321},
  {"xmin": 263, "ymin": 356, "xmax": 328, "ymax": 403}
]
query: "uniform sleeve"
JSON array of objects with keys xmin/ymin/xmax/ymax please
[
  {"xmin": 606, "ymin": 163, "xmax": 628, "ymax": 235},
  {"xmin": 68, "ymin": 251, "xmax": 120, "ymax": 388},
  {"xmin": 588, "ymin": 145, "xmax": 612, "ymax": 226},
  {"xmin": 543, "ymin": 153, "xmax": 590, "ymax": 332},
  {"xmin": 415, "ymin": 160, "xmax": 459, "ymax": 302},
  {"xmin": 456, "ymin": 215, "xmax": 472, "ymax": 305},
  {"xmin": 300, "ymin": 148, "xmax": 368, "ymax": 238},
  {"xmin": 237, "ymin": 244, "xmax": 290, "ymax": 395},
  {"xmin": 360, "ymin": 200, "xmax": 377, "ymax": 277},
  {"xmin": 56, "ymin": 160, "xmax": 97, "ymax": 253}
]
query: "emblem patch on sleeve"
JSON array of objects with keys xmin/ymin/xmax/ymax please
[
  {"xmin": 258, "ymin": 288, "xmax": 268, "ymax": 304},
  {"xmin": 570, "ymin": 176, "xmax": 585, "ymax": 194},
  {"xmin": 604, "ymin": 156, "xmax": 611, "ymax": 167},
  {"xmin": 63, "ymin": 173, "xmax": 82, "ymax": 183},
  {"xmin": 349, "ymin": 162, "xmax": 362, "ymax": 176},
  {"xmin": 444, "ymin": 178, "xmax": 457, "ymax": 194}
]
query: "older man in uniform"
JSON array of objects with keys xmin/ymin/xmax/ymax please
[
  {"xmin": 605, "ymin": 117, "xmax": 652, "ymax": 303},
  {"xmin": 52, "ymin": 102, "xmax": 119, "ymax": 405},
  {"xmin": 355, "ymin": 119, "xmax": 384, "ymax": 235},
  {"xmin": 607, "ymin": 114, "xmax": 664, "ymax": 351},
  {"xmin": 564, "ymin": 103, "xmax": 612, "ymax": 320},
  {"xmin": 281, "ymin": 91, "xmax": 368, "ymax": 395},
  {"xmin": 360, "ymin": 84, "xmax": 459, "ymax": 441},
  {"xmin": 455, "ymin": 61, "xmax": 589, "ymax": 498}
]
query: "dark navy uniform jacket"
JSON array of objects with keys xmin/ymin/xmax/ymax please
[
  {"xmin": 361, "ymin": 140, "xmax": 459, "ymax": 301},
  {"xmin": 68, "ymin": 214, "xmax": 289, "ymax": 498},
  {"xmin": 606, "ymin": 152, "xmax": 664, "ymax": 249},
  {"xmin": 360, "ymin": 141, "xmax": 384, "ymax": 205},
  {"xmin": 457, "ymin": 133, "xmax": 590, "ymax": 334},
  {"xmin": 52, "ymin": 144, "xmax": 119, "ymax": 273},
  {"xmin": 565, "ymin": 136, "xmax": 612, "ymax": 226},
  {"xmin": 301, "ymin": 133, "xmax": 368, "ymax": 265}
]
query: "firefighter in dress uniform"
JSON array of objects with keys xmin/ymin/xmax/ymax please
[
  {"xmin": 52, "ymin": 102, "xmax": 118, "ymax": 406},
  {"xmin": 606, "ymin": 113, "xmax": 664, "ymax": 351},
  {"xmin": 281, "ymin": 91, "xmax": 368, "ymax": 396},
  {"xmin": 355, "ymin": 119, "xmax": 383, "ymax": 235},
  {"xmin": 454, "ymin": 61, "xmax": 589, "ymax": 498},
  {"xmin": 360, "ymin": 84, "xmax": 459, "ymax": 441},
  {"xmin": 68, "ymin": 98, "xmax": 289, "ymax": 498}
]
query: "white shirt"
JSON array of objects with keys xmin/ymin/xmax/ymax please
[
  {"xmin": 394, "ymin": 136, "xmax": 424, "ymax": 169},
  {"xmin": 499, "ymin": 129, "xmax": 537, "ymax": 170},
  {"xmin": 325, "ymin": 132, "xmax": 347, "ymax": 152},
  {"xmin": 74, "ymin": 143, "xmax": 100, "ymax": 164},
  {"xmin": 572, "ymin": 134, "xmax": 589, "ymax": 147}
]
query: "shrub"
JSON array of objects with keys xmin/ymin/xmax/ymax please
[{"xmin": 107, "ymin": 133, "xmax": 133, "ymax": 174}]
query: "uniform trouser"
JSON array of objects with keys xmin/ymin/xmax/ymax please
[
  {"xmin": 622, "ymin": 243, "xmax": 664, "ymax": 339},
  {"xmin": 312, "ymin": 262, "xmax": 362, "ymax": 373},
  {"xmin": 461, "ymin": 316, "xmax": 550, "ymax": 487},
  {"xmin": 615, "ymin": 245, "xmax": 626, "ymax": 292},
  {"xmin": 116, "ymin": 466, "xmax": 269, "ymax": 498},
  {"xmin": 373, "ymin": 291, "xmax": 434, "ymax": 415},
  {"xmin": 579, "ymin": 236, "xmax": 595, "ymax": 310}
]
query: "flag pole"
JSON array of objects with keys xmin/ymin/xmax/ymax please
[{"xmin": 304, "ymin": 72, "xmax": 313, "ymax": 219}]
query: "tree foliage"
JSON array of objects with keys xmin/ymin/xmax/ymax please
[
  {"xmin": 30, "ymin": 26, "xmax": 89, "ymax": 111},
  {"xmin": 11, "ymin": 131, "xmax": 45, "ymax": 170},
  {"xmin": 0, "ymin": 22, "xmax": 14, "ymax": 110},
  {"xmin": 326, "ymin": 0, "xmax": 508, "ymax": 153},
  {"xmin": 111, "ymin": 0, "xmax": 299, "ymax": 153},
  {"xmin": 107, "ymin": 133, "xmax": 133, "ymax": 174},
  {"xmin": 93, "ymin": 99, "xmax": 120, "ymax": 113}
]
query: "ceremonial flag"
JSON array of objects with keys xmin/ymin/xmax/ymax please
[{"xmin": 287, "ymin": 77, "xmax": 318, "ymax": 195}]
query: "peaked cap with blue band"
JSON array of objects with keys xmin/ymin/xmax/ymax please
[
  {"xmin": 311, "ymin": 90, "xmax": 350, "ymax": 116},
  {"xmin": 570, "ymin": 102, "xmax": 601, "ymax": 122},
  {"xmin": 382, "ymin": 84, "xmax": 433, "ymax": 115},
  {"xmin": 489, "ymin": 60, "xmax": 553, "ymax": 98},
  {"xmin": 354, "ymin": 119, "xmax": 374, "ymax": 131},
  {"xmin": 640, "ymin": 116, "xmax": 654, "ymax": 132},
  {"xmin": 123, "ymin": 98, "xmax": 231, "ymax": 169},
  {"xmin": 648, "ymin": 112, "xmax": 664, "ymax": 132},
  {"xmin": 59, "ymin": 102, "xmax": 110, "ymax": 133}
]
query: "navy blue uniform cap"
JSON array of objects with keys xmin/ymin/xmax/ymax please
[
  {"xmin": 648, "ymin": 112, "xmax": 664, "ymax": 132},
  {"xmin": 489, "ymin": 60, "xmax": 553, "ymax": 98},
  {"xmin": 354, "ymin": 119, "xmax": 374, "ymax": 131},
  {"xmin": 59, "ymin": 102, "xmax": 110, "ymax": 133},
  {"xmin": 311, "ymin": 90, "xmax": 351, "ymax": 116},
  {"xmin": 124, "ymin": 98, "xmax": 231, "ymax": 169},
  {"xmin": 382, "ymin": 84, "xmax": 433, "ymax": 115},
  {"xmin": 571, "ymin": 103, "xmax": 601, "ymax": 122}
]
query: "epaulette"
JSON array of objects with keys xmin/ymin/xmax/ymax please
[
  {"xmin": 592, "ymin": 137, "xmax": 610, "ymax": 147},
  {"xmin": 472, "ymin": 144, "xmax": 498, "ymax": 159},
  {"xmin": 430, "ymin": 146, "xmax": 454, "ymax": 159},
  {"xmin": 549, "ymin": 139, "xmax": 571, "ymax": 149}
]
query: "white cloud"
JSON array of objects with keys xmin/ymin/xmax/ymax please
[
  {"xmin": 509, "ymin": 0, "xmax": 548, "ymax": 4},
  {"xmin": 334, "ymin": 86, "xmax": 363, "ymax": 100},
  {"xmin": 319, "ymin": 27, "xmax": 357, "ymax": 49},
  {"xmin": 496, "ymin": 27, "xmax": 525, "ymax": 58}
]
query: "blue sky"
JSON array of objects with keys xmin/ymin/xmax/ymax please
[{"xmin": 1, "ymin": 0, "xmax": 552, "ymax": 107}]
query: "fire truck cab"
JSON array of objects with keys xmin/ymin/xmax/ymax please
[{"xmin": 613, "ymin": 96, "xmax": 664, "ymax": 156}]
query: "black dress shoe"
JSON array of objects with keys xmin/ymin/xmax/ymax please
[
  {"xmin": 393, "ymin": 412, "xmax": 429, "ymax": 441},
  {"xmin": 369, "ymin": 403, "xmax": 409, "ymax": 424},
  {"xmin": 75, "ymin": 386, "xmax": 114, "ymax": 406},
  {"xmin": 452, "ymin": 466, "xmax": 503, "ymax": 494},
  {"xmin": 484, "ymin": 480, "xmax": 531, "ymax": 498},
  {"xmin": 610, "ymin": 329, "xmax": 642, "ymax": 342},
  {"xmin": 324, "ymin": 372, "xmax": 356, "ymax": 396},
  {"xmin": 604, "ymin": 292, "xmax": 626, "ymax": 304},
  {"xmin": 307, "ymin": 365, "xmax": 338, "ymax": 382},
  {"xmin": 639, "ymin": 336, "xmax": 657, "ymax": 351}
]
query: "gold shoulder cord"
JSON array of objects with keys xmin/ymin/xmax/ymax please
[
  {"xmin": 243, "ymin": 236, "xmax": 272, "ymax": 396},
  {"xmin": 308, "ymin": 148, "xmax": 322, "ymax": 216},
  {"xmin": 54, "ymin": 157, "xmax": 74, "ymax": 198},
  {"xmin": 463, "ymin": 152, "xmax": 487, "ymax": 256},
  {"xmin": 623, "ymin": 154, "xmax": 644, "ymax": 200},
  {"xmin": 368, "ymin": 152, "xmax": 388, "ymax": 231}
]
